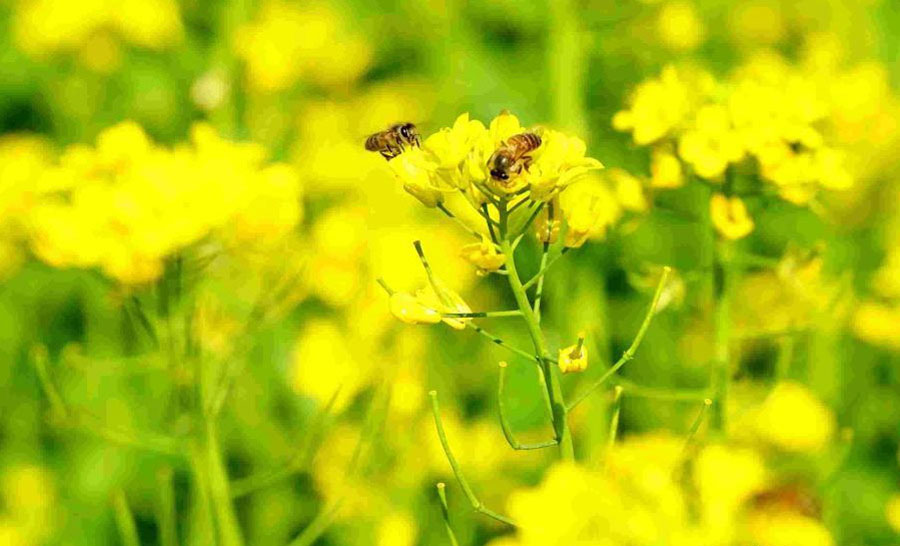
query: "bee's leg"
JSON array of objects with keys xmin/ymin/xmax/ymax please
[
  {"xmin": 521, "ymin": 156, "xmax": 533, "ymax": 172},
  {"xmin": 380, "ymin": 151, "xmax": 393, "ymax": 160}
]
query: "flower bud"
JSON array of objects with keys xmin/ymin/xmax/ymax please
[
  {"xmin": 459, "ymin": 237, "xmax": 505, "ymax": 275},
  {"xmin": 389, "ymin": 292, "xmax": 442, "ymax": 325},
  {"xmin": 558, "ymin": 333, "xmax": 588, "ymax": 374}
]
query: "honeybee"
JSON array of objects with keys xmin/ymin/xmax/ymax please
[
  {"xmin": 365, "ymin": 122, "xmax": 421, "ymax": 159},
  {"xmin": 488, "ymin": 132, "xmax": 542, "ymax": 181}
]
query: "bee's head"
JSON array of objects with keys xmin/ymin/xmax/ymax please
[
  {"xmin": 490, "ymin": 154, "xmax": 510, "ymax": 180},
  {"xmin": 399, "ymin": 123, "xmax": 420, "ymax": 146}
]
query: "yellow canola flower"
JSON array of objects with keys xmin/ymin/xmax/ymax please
[
  {"xmin": 695, "ymin": 443, "xmax": 767, "ymax": 543},
  {"xmin": 388, "ymin": 148, "xmax": 446, "ymax": 208},
  {"xmin": 560, "ymin": 176, "xmax": 621, "ymax": 247},
  {"xmin": 754, "ymin": 381, "xmax": 835, "ymax": 452},
  {"xmin": 678, "ymin": 104, "xmax": 744, "ymax": 179},
  {"xmin": 557, "ymin": 338, "xmax": 587, "ymax": 374},
  {"xmin": 386, "ymin": 111, "xmax": 602, "ymax": 208},
  {"xmin": 747, "ymin": 511, "xmax": 835, "ymax": 546},
  {"xmin": 886, "ymin": 494, "xmax": 900, "ymax": 533},
  {"xmin": 234, "ymin": 1, "xmax": 371, "ymax": 92},
  {"xmin": 650, "ymin": 147, "xmax": 685, "ymax": 188},
  {"xmin": 459, "ymin": 237, "xmax": 505, "ymax": 275},
  {"xmin": 387, "ymin": 279, "xmax": 471, "ymax": 330},
  {"xmin": 26, "ymin": 121, "xmax": 302, "ymax": 284},
  {"xmin": 613, "ymin": 65, "xmax": 705, "ymax": 145},
  {"xmin": 851, "ymin": 301, "xmax": 900, "ymax": 351},
  {"xmin": 657, "ymin": 1, "xmax": 705, "ymax": 52},
  {"xmin": 710, "ymin": 193, "xmax": 754, "ymax": 240},
  {"xmin": 609, "ymin": 168, "xmax": 648, "ymax": 212},
  {"xmin": 533, "ymin": 201, "xmax": 561, "ymax": 244},
  {"xmin": 389, "ymin": 292, "xmax": 442, "ymax": 325},
  {"xmin": 13, "ymin": 0, "xmax": 182, "ymax": 64}
]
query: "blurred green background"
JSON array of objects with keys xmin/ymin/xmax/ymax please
[{"xmin": 2, "ymin": 0, "xmax": 900, "ymax": 545}]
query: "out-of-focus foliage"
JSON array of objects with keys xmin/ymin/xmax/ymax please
[{"xmin": 1, "ymin": 0, "xmax": 900, "ymax": 545}]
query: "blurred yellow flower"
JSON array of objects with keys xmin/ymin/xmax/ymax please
[
  {"xmin": 291, "ymin": 318, "xmax": 366, "ymax": 410},
  {"xmin": 650, "ymin": 147, "xmax": 685, "ymax": 188},
  {"xmin": 754, "ymin": 382, "xmax": 835, "ymax": 452},
  {"xmin": 695, "ymin": 443, "xmax": 767, "ymax": 542},
  {"xmin": 678, "ymin": 104, "xmax": 744, "ymax": 179},
  {"xmin": 559, "ymin": 176, "xmax": 621, "ymax": 247},
  {"xmin": 851, "ymin": 301, "xmax": 900, "ymax": 351},
  {"xmin": 886, "ymin": 494, "xmax": 900, "ymax": 533},
  {"xmin": 234, "ymin": 1, "xmax": 371, "ymax": 92},
  {"xmin": 376, "ymin": 512, "xmax": 417, "ymax": 546},
  {"xmin": 13, "ymin": 0, "xmax": 182, "ymax": 67},
  {"xmin": 657, "ymin": 1, "xmax": 705, "ymax": 51},
  {"xmin": 25, "ymin": 121, "xmax": 302, "ymax": 284},
  {"xmin": 747, "ymin": 511, "xmax": 834, "ymax": 546},
  {"xmin": 710, "ymin": 193, "xmax": 754, "ymax": 240},
  {"xmin": 613, "ymin": 65, "xmax": 699, "ymax": 145},
  {"xmin": 609, "ymin": 169, "xmax": 648, "ymax": 212}
]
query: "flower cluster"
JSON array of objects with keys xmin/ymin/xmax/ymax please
[
  {"xmin": 388, "ymin": 111, "xmax": 602, "ymax": 214},
  {"xmin": 22, "ymin": 121, "xmax": 302, "ymax": 284},
  {"xmin": 491, "ymin": 398, "xmax": 838, "ymax": 546},
  {"xmin": 234, "ymin": 1, "xmax": 372, "ymax": 92},
  {"xmin": 12, "ymin": 0, "xmax": 182, "ymax": 71},
  {"xmin": 614, "ymin": 53, "xmax": 855, "ymax": 239}
]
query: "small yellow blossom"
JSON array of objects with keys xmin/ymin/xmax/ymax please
[
  {"xmin": 657, "ymin": 1, "xmax": 705, "ymax": 52},
  {"xmin": 851, "ymin": 302, "xmax": 900, "ymax": 351},
  {"xmin": 388, "ymin": 148, "xmax": 445, "ymax": 208},
  {"xmin": 678, "ymin": 104, "xmax": 745, "ymax": 179},
  {"xmin": 608, "ymin": 168, "xmax": 648, "ymax": 212},
  {"xmin": 650, "ymin": 147, "xmax": 685, "ymax": 188},
  {"xmin": 613, "ymin": 65, "xmax": 698, "ymax": 145},
  {"xmin": 886, "ymin": 494, "xmax": 900, "ymax": 533},
  {"xmin": 459, "ymin": 237, "xmax": 505, "ymax": 275},
  {"xmin": 747, "ymin": 511, "xmax": 835, "ymax": 546},
  {"xmin": 710, "ymin": 193, "xmax": 754, "ymax": 240},
  {"xmin": 533, "ymin": 202, "xmax": 561, "ymax": 244},
  {"xmin": 389, "ymin": 292, "xmax": 442, "ymax": 325},
  {"xmin": 559, "ymin": 176, "xmax": 621, "ymax": 247},
  {"xmin": 557, "ymin": 337, "xmax": 588, "ymax": 374},
  {"xmin": 754, "ymin": 381, "xmax": 835, "ymax": 452}
]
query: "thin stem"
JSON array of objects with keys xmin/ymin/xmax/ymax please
[
  {"xmin": 287, "ymin": 502, "xmax": 344, "ymax": 546},
  {"xmin": 30, "ymin": 346, "xmax": 68, "ymax": 420},
  {"xmin": 442, "ymin": 310, "xmax": 522, "ymax": 318},
  {"xmin": 682, "ymin": 398, "xmax": 713, "ymax": 454},
  {"xmin": 156, "ymin": 467, "xmax": 179, "ymax": 546},
  {"xmin": 615, "ymin": 379, "xmax": 711, "ymax": 402},
  {"xmin": 436, "ymin": 483, "xmax": 460, "ymax": 546},
  {"xmin": 204, "ymin": 420, "xmax": 244, "ymax": 546},
  {"xmin": 497, "ymin": 362, "xmax": 557, "ymax": 450},
  {"xmin": 429, "ymin": 391, "xmax": 516, "ymax": 526},
  {"xmin": 510, "ymin": 202, "xmax": 545, "ymax": 243},
  {"xmin": 437, "ymin": 202, "xmax": 493, "ymax": 244},
  {"xmin": 112, "ymin": 489, "xmax": 141, "ymax": 546},
  {"xmin": 499, "ymin": 221, "xmax": 574, "ymax": 460},
  {"xmin": 522, "ymin": 249, "xmax": 571, "ymax": 290},
  {"xmin": 533, "ymin": 243, "xmax": 550, "ymax": 322},
  {"xmin": 711, "ymin": 243, "xmax": 737, "ymax": 432},
  {"xmin": 230, "ymin": 388, "xmax": 340, "ymax": 498},
  {"xmin": 567, "ymin": 267, "xmax": 671, "ymax": 410},
  {"xmin": 482, "ymin": 204, "xmax": 500, "ymax": 243},
  {"xmin": 465, "ymin": 323, "xmax": 542, "ymax": 364},
  {"xmin": 606, "ymin": 385, "xmax": 624, "ymax": 454}
]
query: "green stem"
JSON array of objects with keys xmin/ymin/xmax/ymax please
[
  {"xmin": 497, "ymin": 362, "xmax": 558, "ymax": 450},
  {"xmin": 429, "ymin": 391, "xmax": 516, "ymax": 526},
  {"xmin": 522, "ymin": 249, "xmax": 570, "ymax": 291},
  {"xmin": 437, "ymin": 202, "xmax": 492, "ymax": 243},
  {"xmin": 112, "ymin": 489, "xmax": 141, "ymax": 546},
  {"xmin": 567, "ymin": 267, "xmax": 671, "ymax": 410},
  {"xmin": 156, "ymin": 467, "xmax": 179, "ymax": 546},
  {"xmin": 615, "ymin": 379, "xmax": 711, "ymax": 402},
  {"xmin": 204, "ymin": 420, "xmax": 244, "ymax": 546},
  {"xmin": 533, "ymin": 243, "xmax": 550, "ymax": 322},
  {"xmin": 606, "ymin": 385, "xmax": 624, "ymax": 453},
  {"xmin": 442, "ymin": 310, "xmax": 522, "ymax": 318},
  {"xmin": 499, "ymin": 223, "xmax": 574, "ymax": 461},
  {"xmin": 465, "ymin": 323, "xmax": 542, "ymax": 364},
  {"xmin": 682, "ymin": 398, "xmax": 713, "ymax": 454},
  {"xmin": 436, "ymin": 483, "xmax": 460, "ymax": 546},
  {"xmin": 711, "ymin": 243, "xmax": 737, "ymax": 432}
]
